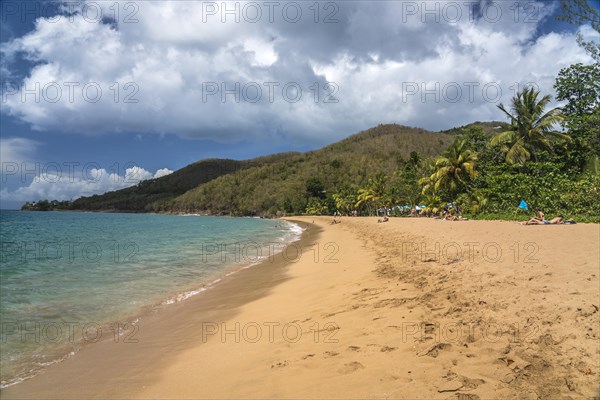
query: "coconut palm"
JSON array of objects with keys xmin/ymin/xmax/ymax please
[
  {"xmin": 355, "ymin": 187, "xmax": 375, "ymax": 215},
  {"xmin": 332, "ymin": 192, "xmax": 357, "ymax": 216},
  {"xmin": 355, "ymin": 174, "xmax": 388, "ymax": 216},
  {"xmin": 421, "ymin": 193, "xmax": 444, "ymax": 214},
  {"xmin": 420, "ymin": 139, "xmax": 478, "ymax": 195},
  {"xmin": 491, "ymin": 87, "xmax": 568, "ymax": 164}
]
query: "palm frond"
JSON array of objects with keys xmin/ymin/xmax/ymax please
[
  {"xmin": 490, "ymin": 130, "xmax": 517, "ymax": 147},
  {"xmin": 505, "ymin": 138, "xmax": 530, "ymax": 164}
]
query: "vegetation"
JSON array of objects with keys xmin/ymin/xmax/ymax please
[
  {"xmin": 491, "ymin": 88, "xmax": 567, "ymax": 164},
  {"xmin": 22, "ymin": 199, "xmax": 72, "ymax": 211},
  {"xmin": 168, "ymin": 125, "xmax": 453, "ymax": 216},
  {"xmin": 420, "ymin": 139, "xmax": 478, "ymax": 196},
  {"xmin": 557, "ymin": 0, "xmax": 600, "ymax": 62},
  {"xmin": 554, "ymin": 63, "xmax": 600, "ymax": 174}
]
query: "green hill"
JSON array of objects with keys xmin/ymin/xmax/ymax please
[
  {"xmin": 440, "ymin": 121, "xmax": 510, "ymax": 136},
  {"xmin": 165, "ymin": 124, "xmax": 454, "ymax": 215}
]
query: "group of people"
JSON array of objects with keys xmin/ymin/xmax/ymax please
[
  {"xmin": 407, "ymin": 207, "xmax": 468, "ymax": 221},
  {"xmin": 377, "ymin": 208, "xmax": 469, "ymax": 222},
  {"xmin": 329, "ymin": 208, "xmax": 574, "ymax": 225}
]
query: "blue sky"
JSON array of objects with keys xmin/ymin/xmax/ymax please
[{"xmin": 0, "ymin": 0, "xmax": 597, "ymax": 208}]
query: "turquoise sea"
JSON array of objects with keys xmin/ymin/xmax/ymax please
[{"xmin": 0, "ymin": 210, "xmax": 301, "ymax": 388}]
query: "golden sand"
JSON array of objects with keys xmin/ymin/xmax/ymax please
[{"xmin": 3, "ymin": 217, "xmax": 599, "ymax": 399}]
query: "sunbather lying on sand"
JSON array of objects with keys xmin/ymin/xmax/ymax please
[
  {"xmin": 443, "ymin": 212, "xmax": 468, "ymax": 221},
  {"xmin": 522, "ymin": 215, "xmax": 563, "ymax": 225}
]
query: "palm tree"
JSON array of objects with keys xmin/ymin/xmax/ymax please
[
  {"xmin": 421, "ymin": 193, "xmax": 444, "ymax": 214},
  {"xmin": 491, "ymin": 87, "xmax": 568, "ymax": 164},
  {"xmin": 382, "ymin": 186, "xmax": 399, "ymax": 211},
  {"xmin": 420, "ymin": 139, "xmax": 478, "ymax": 195},
  {"xmin": 355, "ymin": 174, "xmax": 388, "ymax": 216},
  {"xmin": 332, "ymin": 192, "xmax": 357, "ymax": 216},
  {"xmin": 355, "ymin": 187, "xmax": 375, "ymax": 216},
  {"xmin": 369, "ymin": 173, "xmax": 388, "ymax": 211}
]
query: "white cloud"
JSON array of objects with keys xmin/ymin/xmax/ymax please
[
  {"xmin": 154, "ymin": 168, "xmax": 174, "ymax": 178},
  {"xmin": 0, "ymin": 0, "xmax": 594, "ymax": 139}
]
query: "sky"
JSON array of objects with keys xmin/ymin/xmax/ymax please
[{"xmin": 0, "ymin": 0, "xmax": 597, "ymax": 209}]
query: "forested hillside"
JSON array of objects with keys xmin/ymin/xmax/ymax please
[{"xmin": 165, "ymin": 125, "xmax": 456, "ymax": 215}]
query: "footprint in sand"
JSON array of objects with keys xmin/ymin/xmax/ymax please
[
  {"xmin": 271, "ymin": 360, "xmax": 289, "ymax": 368},
  {"xmin": 338, "ymin": 361, "xmax": 365, "ymax": 374},
  {"xmin": 301, "ymin": 354, "xmax": 316, "ymax": 360},
  {"xmin": 323, "ymin": 351, "xmax": 339, "ymax": 358},
  {"xmin": 461, "ymin": 377, "xmax": 486, "ymax": 390},
  {"xmin": 380, "ymin": 345, "xmax": 397, "ymax": 352},
  {"xmin": 417, "ymin": 342, "xmax": 451, "ymax": 357},
  {"xmin": 347, "ymin": 345, "xmax": 361, "ymax": 352}
]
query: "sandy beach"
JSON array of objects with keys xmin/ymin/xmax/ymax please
[{"xmin": 3, "ymin": 217, "xmax": 599, "ymax": 399}]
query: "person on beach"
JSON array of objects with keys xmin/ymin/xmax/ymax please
[
  {"xmin": 331, "ymin": 212, "xmax": 340, "ymax": 224},
  {"xmin": 522, "ymin": 215, "xmax": 564, "ymax": 225},
  {"xmin": 441, "ymin": 210, "xmax": 468, "ymax": 221},
  {"xmin": 378, "ymin": 215, "xmax": 389, "ymax": 223},
  {"xmin": 526, "ymin": 210, "xmax": 546, "ymax": 223}
]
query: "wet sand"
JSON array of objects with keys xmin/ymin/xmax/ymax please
[{"xmin": 3, "ymin": 217, "xmax": 599, "ymax": 399}]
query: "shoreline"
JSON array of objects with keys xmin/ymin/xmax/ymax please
[
  {"xmin": 1, "ymin": 219, "xmax": 318, "ymax": 398},
  {"xmin": 3, "ymin": 217, "xmax": 598, "ymax": 399}
]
